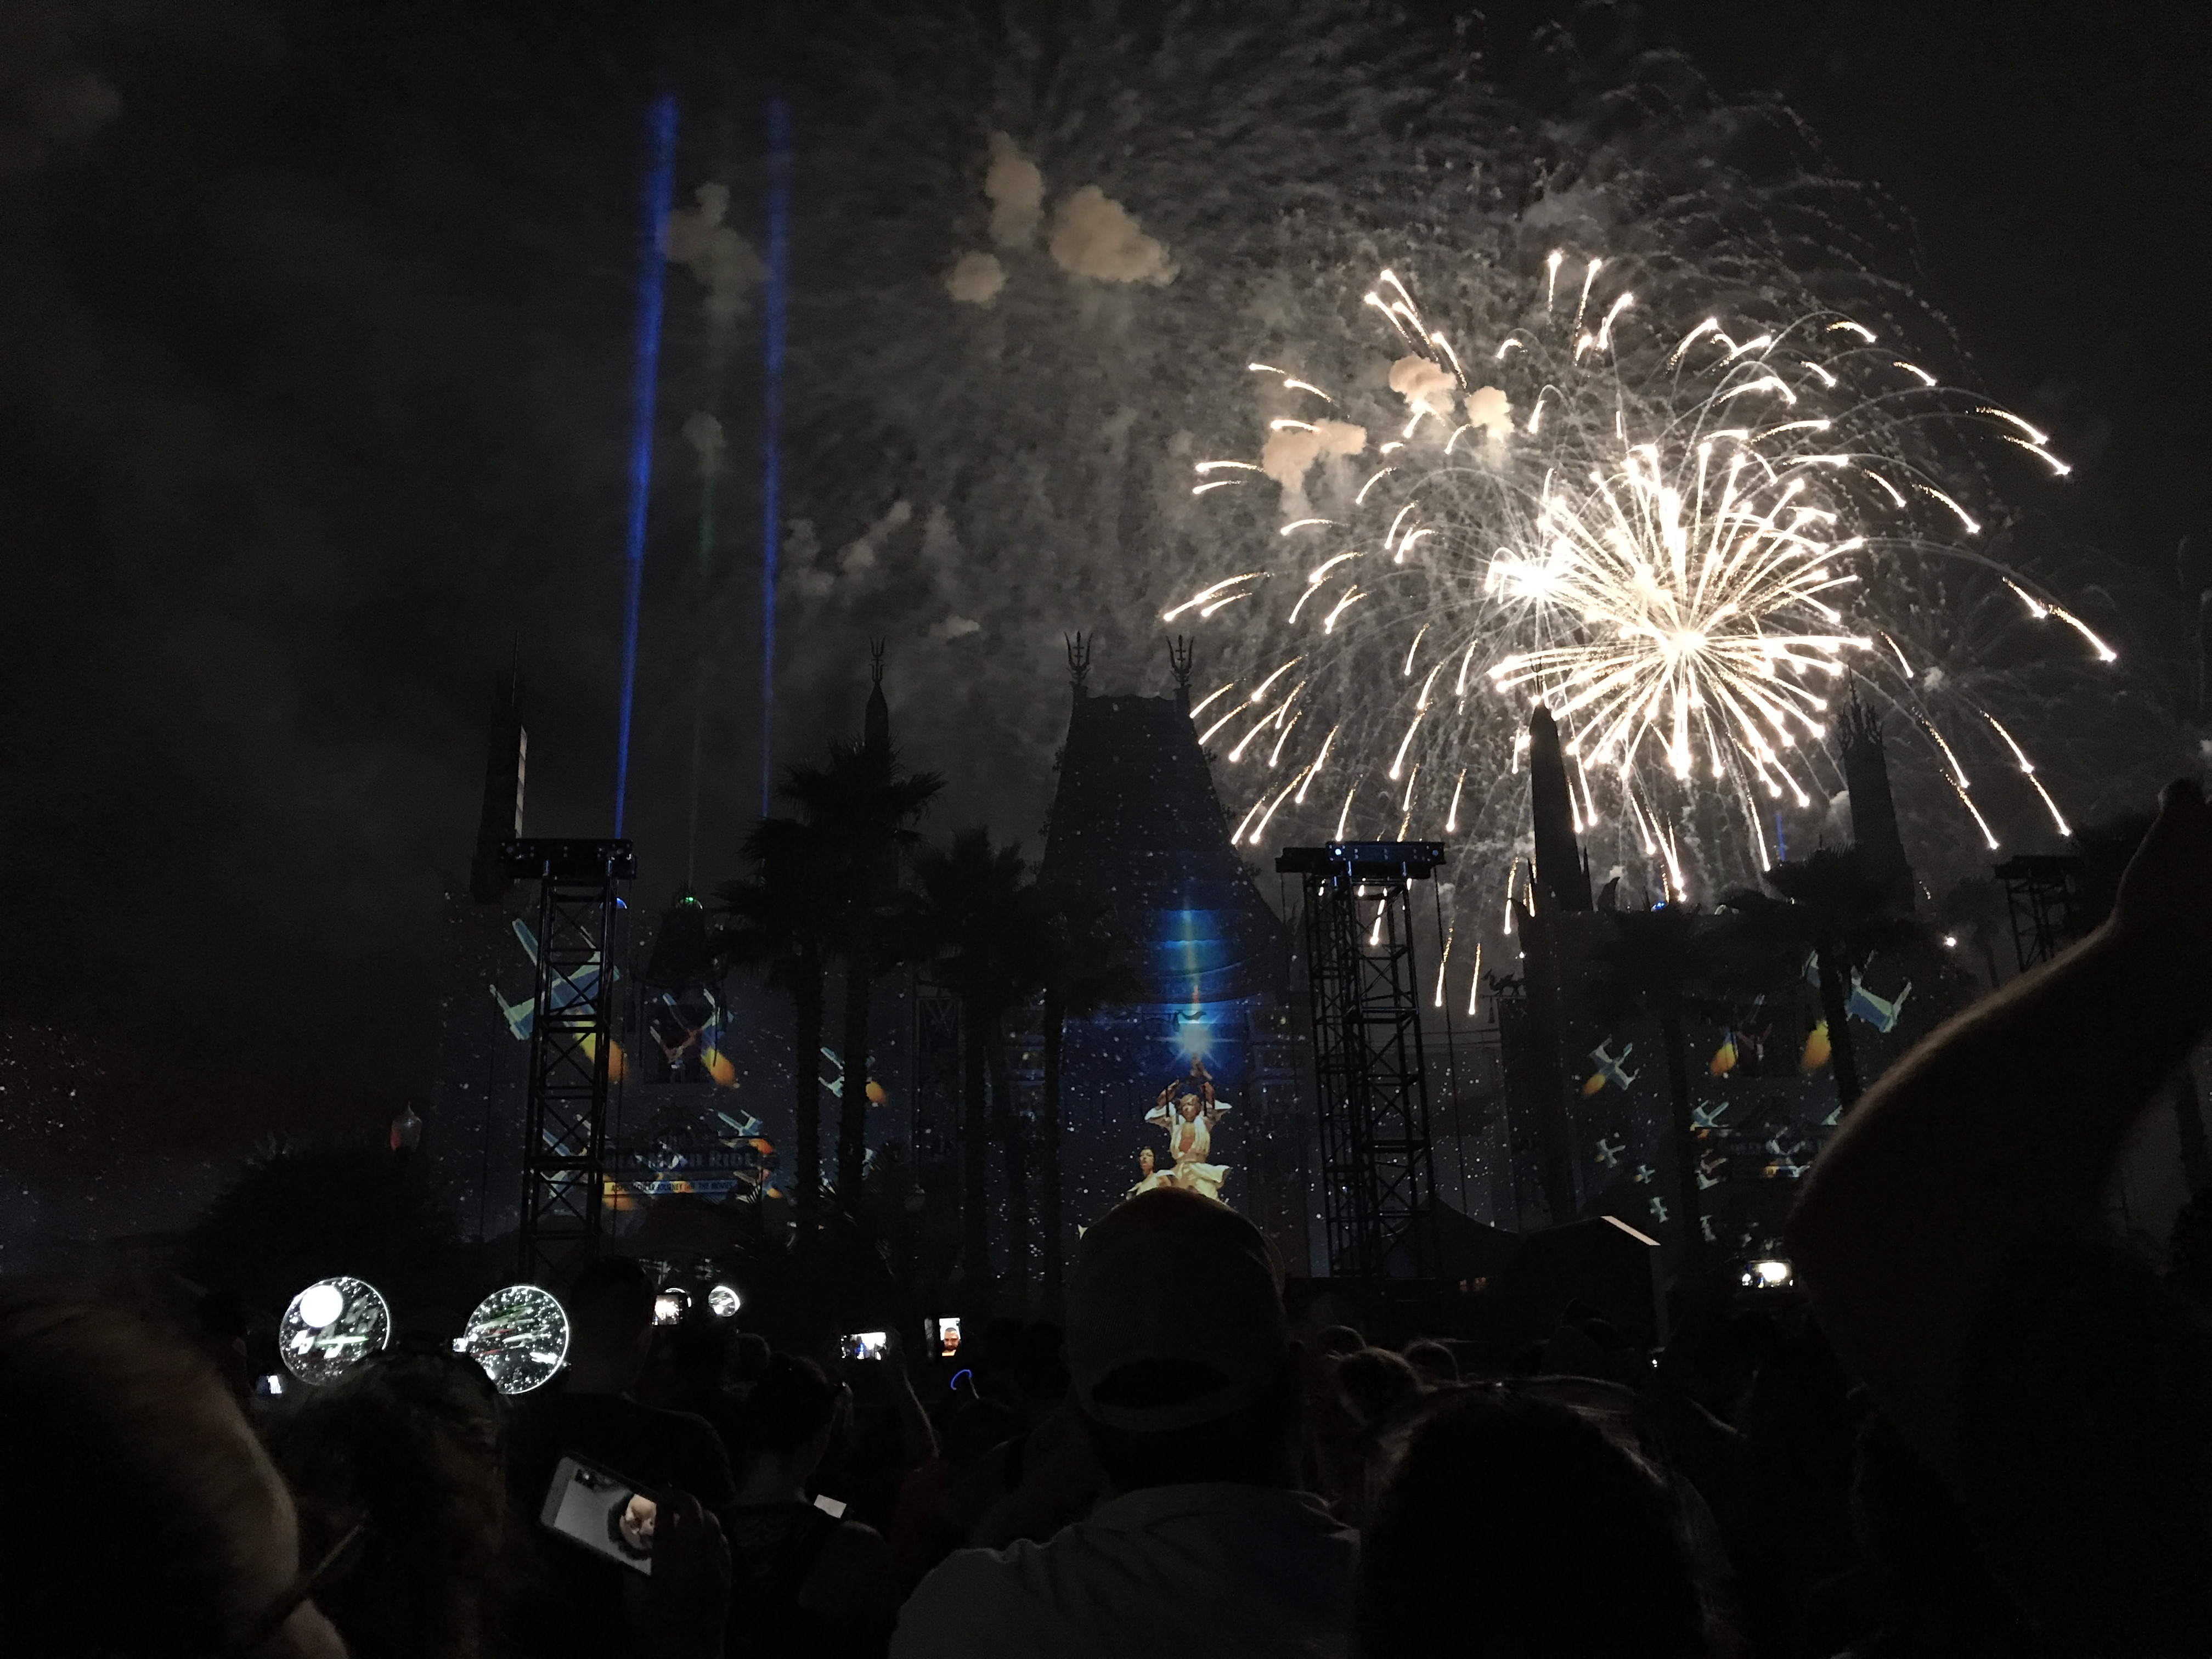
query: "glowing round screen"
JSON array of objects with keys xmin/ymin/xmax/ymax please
[
  {"xmin": 458, "ymin": 1283, "xmax": 571, "ymax": 1395},
  {"xmin": 278, "ymin": 1276, "xmax": 391, "ymax": 1386}
]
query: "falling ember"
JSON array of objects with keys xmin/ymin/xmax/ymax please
[
  {"xmin": 1249, "ymin": 768, "xmax": 1311, "ymax": 845},
  {"xmin": 1920, "ymin": 720, "xmax": 1973, "ymax": 791},
  {"xmin": 2045, "ymin": 602, "xmax": 2119, "ymax": 663},
  {"xmin": 1917, "ymin": 485, "xmax": 1980, "ymax": 534},
  {"xmin": 1389, "ymin": 711, "xmax": 1423, "ymax": 780},
  {"xmin": 1187, "ymin": 681, "xmax": 1237, "ymax": 721},
  {"xmin": 1297, "ymin": 726, "xmax": 1338, "ymax": 802},
  {"xmin": 1322, "ymin": 588, "xmax": 1365, "ymax": 632},
  {"xmin": 1985, "ymin": 713, "xmax": 2036, "ymax": 774},
  {"xmin": 2028, "ymin": 775, "xmax": 2073, "ymax": 838},
  {"xmin": 1163, "ymin": 573, "xmax": 1262, "ymax": 622},
  {"xmin": 1230, "ymin": 793, "xmax": 1266, "ymax": 843},
  {"xmin": 1248, "ymin": 657, "xmax": 1302, "ymax": 703},
  {"xmin": 1466, "ymin": 943, "xmax": 1483, "ymax": 1018},
  {"xmin": 1446, "ymin": 769, "xmax": 1466, "ymax": 833},
  {"xmin": 1951, "ymin": 777, "xmax": 2001, "ymax": 851},
  {"xmin": 1402, "ymin": 627, "xmax": 1428, "ymax": 676},
  {"xmin": 1227, "ymin": 709, "xmax": 1274, "ymax": 762},
  {"xmin": 1197, "ymin": 702, "xmax": 1246, "ymax": 746}
]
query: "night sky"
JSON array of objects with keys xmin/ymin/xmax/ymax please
[{"xmin": 0, "ymin": 1, "xmax": 2203, "ymax": 1180}]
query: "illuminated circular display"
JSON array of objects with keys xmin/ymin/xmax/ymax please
[
  {"xmin": 707, "ymin": 1283, "xmax": 742, "ymax": 1319},
  {"xmin": 278, "ymin": 1276, "xmax": 392, "ymax": 1386},
  {"xmin": 458, "ymin": 1283, "xmax": 571, "ymax": 1395}
]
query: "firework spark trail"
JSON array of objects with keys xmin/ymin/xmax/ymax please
[{"xmin": 1190, "ymin": 251, "xmax": 2108, "ymax": 936}]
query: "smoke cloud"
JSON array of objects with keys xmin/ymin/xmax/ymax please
[
  {"xmin": 1048, "ymin": 185, "xmax": 1176, "ymax": 286},
  {"xmin": 1464, "ymin": 385, "xmax": 1513, "ymax": 443},
  {"xmin": 1389, "ymin": 354, "xmax": 1456, "ymax": 419},
  {"xmin": 663, "ymin": 182, "xmax": 764, "ymax": 328},
  {"xmin": 944, "ymin": 249, "xmax": 1006, "ymax": 305},
  {"xmin": 681, "ymin": 410, "xmax": 725, "ymax": 472},
  {"xmin": 985, "ymin": 131, "xmax": 1044, "ymax": 247},
  {"xmin": 1261, "ymin": 417, "xmax": 1367, "ymax": 496}
]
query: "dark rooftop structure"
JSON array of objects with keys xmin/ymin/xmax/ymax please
[{"xmin": 1039, "ymin": 675, "xmax": 1287, "ymax": 1008}]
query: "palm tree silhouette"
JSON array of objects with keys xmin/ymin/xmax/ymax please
[
  {"xmin": 1722, "ymin": 845, "xmax": 1923, "ymax": 1110},
  {"xmin": 1020, "ymin": 879, "xmax": 1142, "ymax": 1304},
  {"xmin": 713, "ymin": 816, "xmax": 834, "ymax": 1228},
  {"xmin": 780, "ymin": 737, "xmax": 944, "ymax": 1207},
  {"xmin": 913, "ymin": 828, "xmax": 1031, "ymax": 1296}
]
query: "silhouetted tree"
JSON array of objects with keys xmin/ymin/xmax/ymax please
[
  {"xmin": 714, "ymin": 817, "xmax": 834, "ymax": 1228},
  {"xmin": 912, "ymin": 828, "xmax": 1030, "ymax": 1298},
  {"xmin": 780, "ymin": 737, "xmax": 943, "ymax": 1207},
  {"xmin": 186, "ymin": 1144, "xmax": 459, "ymax": 1318},
  {"xmin": 1021, "ymin": 881, "xmax": 1141, "ymax": 1305}
]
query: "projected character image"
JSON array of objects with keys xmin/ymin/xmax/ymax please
[
  {"xmin": 1145, "ymin": 1057, "xmax": 1232, "ymax": 1201},
  {"xmin": 1125, "ymin": 1144, "xmax": 1177, "ymax": 1200}
]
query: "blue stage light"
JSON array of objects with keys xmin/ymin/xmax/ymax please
[
  {"xmin": 759, "ymin": 98, "xmax": 792, "ymax": 814},
  {"xmin": 613, "ymin": 94, "xmax": 679, "ymax": 837}
]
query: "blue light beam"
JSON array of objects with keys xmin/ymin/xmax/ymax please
[
  {"xmin": 760, "ymin": 98, "xmax": 792, "ymax": 816},
  {"xmin": 613, "ymin": 93, "xmax": 679, "ymax": 837}
]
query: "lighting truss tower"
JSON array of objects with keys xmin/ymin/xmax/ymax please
[
  {"xmin": 504, "ymin": 837, "xmax": 637, "ymax": 1284},
  {"xmin": 1995, "ymin": 853, "xmax": 2083, "ymax": 974},
  {"xmin": 1277, "ymin": 840, "xmax": 1446, "ymax": 1280}
]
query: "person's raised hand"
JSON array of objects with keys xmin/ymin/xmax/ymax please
[{"xmin": 644, "ymin": 1487, "xmax": 729, "ymax": 1659}]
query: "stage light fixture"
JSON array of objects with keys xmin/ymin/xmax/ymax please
[{"xmin": 707, "ymin": 1284, "xmax": 742, "ymax": 1319}]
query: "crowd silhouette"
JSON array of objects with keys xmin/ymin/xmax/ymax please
[{"xmin": 11, "ymin": 782, "xmax": 2212, "ymax": 1657}]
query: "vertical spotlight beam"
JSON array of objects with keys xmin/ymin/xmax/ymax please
[
  {"xmin": 760, "ymin": 98, "xmax": 793, "ymax": 815},
  {"xmin": 613, "ymin": 94, "xmax": 680, "ymax": 837}
]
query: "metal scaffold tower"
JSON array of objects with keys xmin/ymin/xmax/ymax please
[
  {"xmin": 1278, "ymin": 841, "xmax": 1446, "ymax": 1280},
  {"xmin": 1996, "ymin": 853, "xmax": 2083, "ymax": 974},
  {"xmin": 505, "ymin": 837, "xmax": 636, "ymax": 1285}
]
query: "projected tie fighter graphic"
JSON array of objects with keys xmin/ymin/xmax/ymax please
[{"xmin": 492, "ymin": 918, "xmax": 610, "ymax": 1041}]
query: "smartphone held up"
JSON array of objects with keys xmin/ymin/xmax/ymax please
[
  {"xmin": 840, "ymin": 1330, "xmax": 889, "ymax": 1361},
  {"xmin": 542, "ymin": 1455, "xmax": 659, "ymax": 1575}
]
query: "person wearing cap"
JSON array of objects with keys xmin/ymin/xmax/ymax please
[{"xmin": 890, "ymin": 1187, "xmax": 1357, "ymax": 1658}]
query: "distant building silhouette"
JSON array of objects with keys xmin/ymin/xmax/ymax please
[
  {"xmin": 1837, "ymin": 693, "xmax": 1914, "ymax": 907},
  {"xmin": 1527, "ymin": 706, "xmax": 1592, "ymax": 912},
  {"xmin": 1034, "ymin": 648, "xmax": 1304, "ymax": 1268}
]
